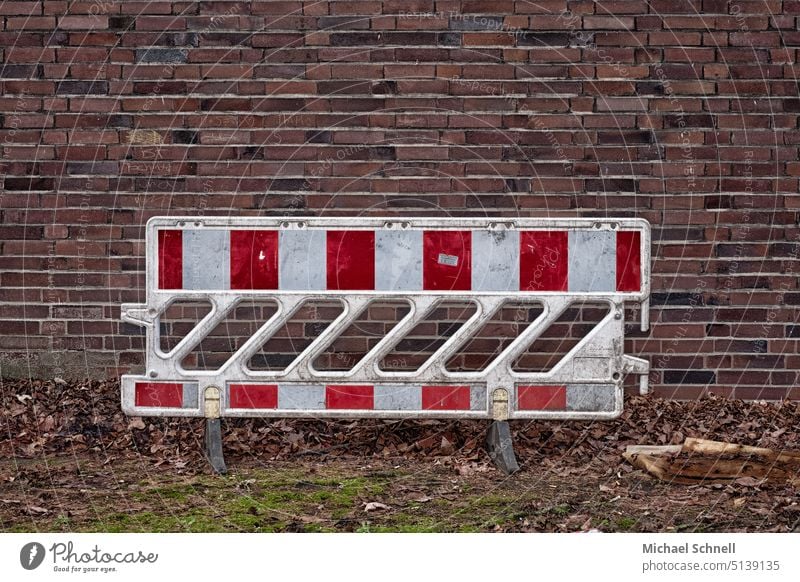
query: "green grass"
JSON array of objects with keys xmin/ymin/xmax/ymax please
[
  {"xmin": 21, "ymin": 469, "xmax": 409, "ymax": 533},
  {"xmin": 4, "ymin": 463, "xmax": 606, "ymax": 533}
]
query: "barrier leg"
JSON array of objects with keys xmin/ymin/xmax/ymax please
[
  {"xmin": 204, "ymin": 418, "xmax": 227, "ymax": 474},
  {"xmin": 487, "ymin": 388, "xmax": 519, "ymax": 474},
  {"xmin": 203, "ymin": 386, "xmax": 226, "ymax": 474},
  {"xmin": 486, "ymin": 421, "xmax": 520, "ymax": 475}
]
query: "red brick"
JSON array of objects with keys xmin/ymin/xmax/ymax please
[{"xmin": 58, "ymin": 15, "xmax": 108, "ymax": 29}]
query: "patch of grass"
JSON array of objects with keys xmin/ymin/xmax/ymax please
[
  {"xmin": 549, "ymin": 503, "xmax": 573, "ymax": 516},
  {"xmin": 40, "ymin": 467, "xmax": 404, "ymax": 533}
]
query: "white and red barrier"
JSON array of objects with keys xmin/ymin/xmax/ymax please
[{"xmin": 121, "ymin": 217, "xmax": 650, "ymax": 473}]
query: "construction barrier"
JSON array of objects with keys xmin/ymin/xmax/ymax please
[{"xmin": 121, "ymin": 216, "xmax": 651, "ymax": 473}]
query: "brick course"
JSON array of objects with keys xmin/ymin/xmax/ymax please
[{"xmin": 0, "ymin": 0, "xmax": 799, "ymax": 399}]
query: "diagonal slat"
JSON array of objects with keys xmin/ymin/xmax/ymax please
[
  {"xmin": 218, "ymin": 295, "xmax": 307, "ymax": 376},
  {"xmin": 283, "ymin": 296, "xmax": 374, "ymax": 380},
  {"xmin": 313, "ymin": 295, "xmax": 440, "ymax": 379},
  {"xmin": 161, "ymin": 295, "xmax": 240, "ymax": 362}
]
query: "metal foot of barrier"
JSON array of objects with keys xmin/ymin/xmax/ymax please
[
  {"xmin": 204, "ymin": 418, "xmax": 227, "ymax": 474},
  {"xmin": 486, "ymin": 420, "xmax": 520, "ymax": 475}
]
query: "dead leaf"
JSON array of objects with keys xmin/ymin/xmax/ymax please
[
  {"xmin": 364, "ymin": 502, "xmax": 390, "ymax": 512},
  {"xmin": 128, "ymin": 418, "xmax": 146, "ymax": 430},
  {"xmin": 734, "ymin": 476, "xmax": 762, "ymax": 488},
  {"xmin": 440, "ymin": 436, "xmax": 454, "ymax": 456}
]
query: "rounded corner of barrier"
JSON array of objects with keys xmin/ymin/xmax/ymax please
[
  {"xmin": 145, "ymin": 215, "xmax": 180, "ymax": 232},
  {"xmin": 634, "ymin": 218, "xmax": 652, "ymax": 238},
  {"xmin": 120, "ymin": 375, "xmax": 137, "ymax": 415}
]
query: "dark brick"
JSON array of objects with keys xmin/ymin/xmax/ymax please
[
  {"xmin": 55, "ymin": 81, "xmax": 108, "ymax": 95},
  {"xmin": 517, "ymin": 32, "xmax": 570, "ymax": 46},
  {"xmin": 318, "ymin": 16, "xmax": 370, "ymax": 30},
  {"xmin": 664, "ymin": 113, "xmax": 714, "ymax": 128},
  {"xmin": 370, "ymin": 146, "xmax": 396, "ymax": 160},
  {"xmin": 108, "ymin": 16, "xmax": 135, "ymax": 30},
  {"xmin": 635, "ymin": 81, "xmax": 666, "ymax": 95},
  {"xmin": 505, "ymin": 178, "xmax": 530, "ymax": 192},
  {"xmin": 597, "ymin": 131, "xmax": 653, "ymax": 145},
  {"xmin": 67, "ymin": 162, "xmax": 119, "ymax": 174},
  {"xmin": 785, "ymin": 294, "xmax": 800, "ymax": 305},
  {"xmin": 110, "ymin": 115, "xmax": 133, "ymax": 128},
  {"xmin": 197, "ymin": 32, "xmax": 250, "ymax": 46},
  {"xmin": 172, "ymin": 130, "xmax": 198, "ymax": 144},
  {"xmin": 585, "ymin": 179, "xmax": 637, "ymax": 192},
  {"xmin": 329, "ymin": 32, "xmax": 381, "ymax": 46},
  {"xmin": 270, "ymin": 179, "xmax": 310, "ymax": 191},
  {"xmin": 305, "ymin": 130, "xmax": 331, "ymax": 144},
  {"xmin": 3, "ymin": 177, "xmax": 54, "ymax": 190},
  {"xmin": 371, "ymin": 80, "xmax": 397, "ymax": 94},
  {"xmin": 121, "ymin": 322, "xmax": 147, "ymax": 336},
  {"xmin": 663, "ymin": 370, "xmax": 717, "ymax": 384},
  {"xmin": 438, "ymin": 32, "xmax": 461, "ymax": 46},
  {"xmin": 0, "ymin": 65, "xmax": 40, "ymax": 78},
  {"xmin": 161, "ymin": 32, "xmax": 199, "ymax": 47},
  {"xmin": 238, "ymin": 146, "xmax": 263, "ymax": 160},
  {"xmin": 705, "ymin": 195, "xmax": 732, "ymax": 209},
  {"xmin": 135, "ymin": 48, "xmax": 188, "ymax": 63},
  {"xmin": 651, "ymin": 292, "xmax": 704, "ymax": 306}
]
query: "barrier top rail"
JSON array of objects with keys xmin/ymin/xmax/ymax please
[{"xmin": 143, "ymin": 215, "xmax": 650, "ymax": 303}]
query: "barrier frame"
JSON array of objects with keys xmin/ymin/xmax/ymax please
[{"xmin": 121, "ymin": 216, "xmax": 651, "ymax": 473}]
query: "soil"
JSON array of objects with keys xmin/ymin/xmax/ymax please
[{"xmin": 1, "ymin": 379, "xmax": 799, "ymax": 532}]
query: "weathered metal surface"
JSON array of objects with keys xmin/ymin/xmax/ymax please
[
  {"xmin": 204, "ymin": 418, "xmax": 227, "ymax": 474},
  {"xmin": 486, "ymin": 420, "xmax": 520, "ymax": 475},
  {"xmin": 121, "ymin": 216, "xmax": 650, "ymax": 423}
]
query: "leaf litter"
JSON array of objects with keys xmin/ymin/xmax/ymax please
[{"xmin": 0, "ymin": 378, "xmax": 798, "ymax": 532}]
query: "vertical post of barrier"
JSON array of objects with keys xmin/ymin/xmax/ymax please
[
  {"xmin": 487, "ymin": 388, "xmax": 519, "ymax": 475},
  {"xmin": 203, "ymin": 386, "xmax": 226, "ymax": 474}
]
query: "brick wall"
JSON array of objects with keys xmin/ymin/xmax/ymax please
[{"xmin": 1, "ymin": 0, "xmax": 799, "ymax": 399}]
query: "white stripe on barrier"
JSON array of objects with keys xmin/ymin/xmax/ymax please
[
  {"xmin": 375, "ymin": 230, "xmax": 423, "ymax": 291},
  {"xmin": 279, "ymin": 230, "xmax": 326, "ymax": 290},
  {"xmin": 568, "ymin": 230, "xmax": 616, "ymax": 292},
  {"xmin": 184, "ymin": 229, "xmax": 230, "ymax": 290},
  {"xmin": 472, "ymin": 230, "xmax": 519, "ymax": 292}
]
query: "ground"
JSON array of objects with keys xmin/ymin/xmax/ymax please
[{"xmin": 1, "ymin": 380, "xmax": 799, "ymax": 532}]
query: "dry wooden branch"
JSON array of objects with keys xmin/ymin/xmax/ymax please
[{"xmin": 624, "ymin": 438, "xmax": 800, "ymax": 486}]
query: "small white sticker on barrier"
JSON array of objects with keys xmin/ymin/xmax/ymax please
[{"xmin": 438, "ymin": 253, "xmax": 459, "ymax": 267}]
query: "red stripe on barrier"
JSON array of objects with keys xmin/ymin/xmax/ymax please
[
  {"xmin": 422, "ymin": 385, "xmax": 471, "ymax": 410},
  {"xmin": 229, "ymin": 383, "xmax": 278, "ymax": 409},
  {"xmin": 230, "ymin": 230, "xmax": 279, "ymax": 290},
  {"xmin": 423, "ymin": 231, "xmax": 472, "ymax": 291},
  {"xmin": 616, "ymin": 230, "xmax": 641, "ymax": 292},
  {"xmin": 519, "ymin": 231, "xmax": 568, "ymax": 291},
  {"xmin": 158, "ymin": 230, "xmax": 183, "ymax": 289},
  {"xmin": 517, "ymin": 385, "xmax": 566, "ymax": 410},
  {"xmin": 326, "ymin": 385, "xmax": 374, "ymax": 409},
  {"xmin": 327, "ymin": 231, "xmax": 375, "ymax": 290},
  {"xmin": 135, "ymin": 382, "xmax": 183, "ymax": 408}
]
